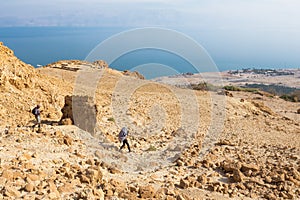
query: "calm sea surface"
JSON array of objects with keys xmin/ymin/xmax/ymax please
[
  {"xmin": 2, "ymin": 27, "xmax": 294, "ymax": 79},
  {"xmin": 0, "ymin": 27, "xmax": 123, "ymax": 66},
  {"xmin": 0, "ymin": 27, "xmax": 205, "ymax": 78}
]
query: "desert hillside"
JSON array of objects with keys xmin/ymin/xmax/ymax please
[
  {"xmin": 0, "ymin": 42, "xmax": 299, "ymax": 199},
  {"xmin": 0, "ymin": 42, "xmax": 73, "ymax": 126}
]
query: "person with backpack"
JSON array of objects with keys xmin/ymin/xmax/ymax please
[
  {"xmin": 32, "ymin": 105, "xmax": 41, "ymax": 128},
  {"xmin": 118, "ymin": 127, "xmax": 131, "ymax": 152}
]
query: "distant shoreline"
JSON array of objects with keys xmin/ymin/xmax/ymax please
[{"xmin": 1, "ymin": 26, "xmax": 300, "ymax": 73}]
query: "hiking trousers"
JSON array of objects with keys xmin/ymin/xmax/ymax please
[
  {"xmin": 120, "ymin": 139, "xmax": 131, "ymax": 152},
  {"xmin": 35, "ymin": 115, "xmax": 41, "ymax": 128}
]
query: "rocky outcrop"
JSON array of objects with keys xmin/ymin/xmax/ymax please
[
  {"xmin": 0, "ymin": 42, "xmax": 72, "ymax": 127},
  {"xmin": 122, "ymin": 70, "xmax": 145, "ymax": 79},
  {"xmin": 0, "ymin": 42, "xmax": 37, "ymax": 90},
  {"xmin": 251, "ymin": 101, "xmax": 275, "ymax": 115},
  {"xmin": 60, "ymin": 95, "xmax": 97, "ymax": 134},
  {"xmin": 45, "ymin": 60, "xmax": 109, "ymax": 71},
  {"xmin": 45, "ymin": 60, "xmax": 90, "ymax": 68},
  {"xmin": 92, "ymin": 60, "xmax": 109, "ymax": 68}
]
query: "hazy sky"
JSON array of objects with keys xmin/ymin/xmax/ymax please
[
  {"xmin": 1, "ymin": 0, "xmax": 300, "ymax": 68},
  {"xmin": 1, "ymin": 0, "xmax": 300, "ymax": 29}
]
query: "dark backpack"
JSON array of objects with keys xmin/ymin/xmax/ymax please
[{"xmin": 32, "ymin": 107, "xmax": 37, "ymax": 115}]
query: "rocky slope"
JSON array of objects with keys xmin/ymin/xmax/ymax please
[
  {"xmin": 0, "ymin": 42, "xmax": 299, "ymax": 199},
  {"xmin": 0, "ymin": 42, "xmax": 72, "ymax": 127}
]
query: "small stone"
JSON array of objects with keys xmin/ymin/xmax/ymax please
[
  {"xmin": 4, "ymin": 186, "xmax": 21, "ymax": 198},
  {"xmin": 80, "ymin": 175, "xmax": 90, "ymax": 184},
  {"xmin": 1, "ymin": 170, "xmax": 14, "ymax": 180},
  {"xmin": 139, "ymin": 185, "xmax": 155, "ymax": 198},
  {"xmin": 49, "ymin": 180, "xmax": 58, "ymax": 193},
  {"xmin": 93, "ymin": 188, "xmax": 105, "ymax": 200},
  {"xmin": 54, "ymin": 131, "xmax": 63, "ymax": 137},
  {"xmin": 22, "ymin": 153, "xmax": 32, "ymax": 160},
  {"xmin": 179, "ymin": 178, "xmax": 189, "ymax": 189},
  {"xmin": 222, "ymin": 160, "xmax": 241, "ymax": 172},
  {"xmin": 86, "ymin": 158, "xmax": 94, "ymax": 165},
  {"xmin": 75, "ymin": 150, "xmax": 85, "ymax": 158},
  {"xmin": 197, "ymin": 175, "xmax": 207, "ymax": 184},
  {"xmin": 86, "ymin": 168, "xmax": 102, "ymax": 184},
  {"xmin": 176, "ymin": 160, "xmax": 185, "ymax": 167},
  {"xmin": 265, "ymin": 193, "xmax": 277, "ymax": 200},
  {"xmin": 48, "ymin": 192, "xmax": 58, "ymax": 199},
  {"xmin": 106, "ymin": 189, "xmax": 113, "ymax": 196},
  {"xmin": 265, "ymin": 176, "xmax": 272, "ymax": 183},
  {"xmin": 24, "ymin": 183, "xmax": 34, "ymax": 192},
  {"xmin": 32, "ymin": 152, "xmax": 38, "ymax": 158},
  {"xmin": 26, "ymin": 174, "xmax": 39, "ymax": 181},
  {"xmin": 109, "ymin": 178, "xmax": 126, "ymax": 193},
  {"xmin": 58, "ymin": 183, "xmax": 74, "ymax": 193},
  {"xmin": 154, "ymin": 188, "xmax": 167, "ymax": 199},
  {"xmin": 63, "ymin": 135, "xmax": 73, "ymax": 146},
  {"xmin": 108, "ymin": 166, "xmax": 121, "ymax": 174},
  {"xmin": 233, "ymin": 169, "xmax": 245, "ymax": 182},
  {"xmin": 61, "ymin": 118, "xmax": 73, "ymax": 125},
  {"xmin": 129, "ymin": 185, "xmax": 139, "ymax": 193},
  {"xmin": 241, "ymin": 163, "xmax": 259, "ymax": 172},
  {"xmin": 176, "ymin": 194, "xmax": 186, "ymax": 200},
  {"xmin": 16, "ymin": 138, "xmax": 22, "ymax": 143}
]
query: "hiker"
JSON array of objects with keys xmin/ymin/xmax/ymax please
[
  {"xmin": 118, "ymin": 127, "xmax": 131, "ymax": 152},
  {"xmin": 32, "ymin": 105, "xmax": 41, "ymax": 128}
]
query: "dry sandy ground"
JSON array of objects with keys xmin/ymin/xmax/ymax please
[
  {"xmin": 35, "ymin": 64, "xmax": 300, "ymax": 199},
  {"xmin": 153, "ymin": 69, "xmax": 300, "ymax": 88},
  {"xmin": 0, "ymin": 42, "xmax": 299, "ymax": 199}
]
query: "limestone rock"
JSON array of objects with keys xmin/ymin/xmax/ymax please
[
  {"xmin": 179, "ymin": 178, "xmax": 189, "ymax": 189},
  {"xmin": 24, "ymin": 182, "xmax": 35, "ymax": 192},
  {"xmin": 123, "ymin": 70, "xmax": 145, "ymax": 79},
  {"xmin": 63, "ymin": 135, "xmax": 73, "ymax": 146},
  {"xmin": 265, "ymin": 193, "xmax": 277, "ymax": 200},
  {"xmin": 222, "ymin": 160, "xmax": 241, "ymax": 172},
  {"xmin": 26, "ymin": 174, "xmax": 40, "ymax": 181},
  {"xmin": 233, "ymin": 169, "xmax": 245, "ymax": 182},
  {"xmin": 109, "ymin": 178, "xmax": 126, "ymax": 193},
  {"xmin": 197, "ymin": 174, "xmax": 207, "ymax": 184},
  {"xmin": 60, "ymin": 95, "xmax": 97, "ymax": 134},
  {"xmin": 86, "ymin": 168, "xmax": 102, "ymax": 185},
  {"xmin": 61, "ymin": 118, "xmax": 73, "ymax": 125},
  {"xmin": 92, "ymin": 60, "xmax": 109, "ymax": 68},
  {"xmin": 241, "ymin": 163, "xmax": 259, "ymax": 172},
  {"xmin": 108, "ymin": 166, "xmax": 121, "ymax": 174},
  {"xmin": 1, "ymin": 170, "xmax": 14, "ymax": 181},
  {"xmin": 3, "ymin": 186, "xmax": 21, "ymax": 198},
  {"xmin": 139, "ymin": 185, "xmax": 155, "ymax": 198},
  {"xmin": 58, "ymin": 183, "xmax": 74, "ymax": 193}
]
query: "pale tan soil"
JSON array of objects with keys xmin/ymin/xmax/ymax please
[
  {"xmin": 154, "ymin": 70, "xmax": 300, "ymax": 89},
  {"xmin": 0, "ymin": 42, "xmax": 299, "ymax": 199}
]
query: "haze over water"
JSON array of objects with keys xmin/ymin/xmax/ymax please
[{"xmin": 1, "ymin": 1, "xmax": 300, "ymax": 77}]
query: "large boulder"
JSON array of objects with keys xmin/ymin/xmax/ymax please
[{"xmin": 60, "ymin": 95, "xmax": 97, "ymax": 134}]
